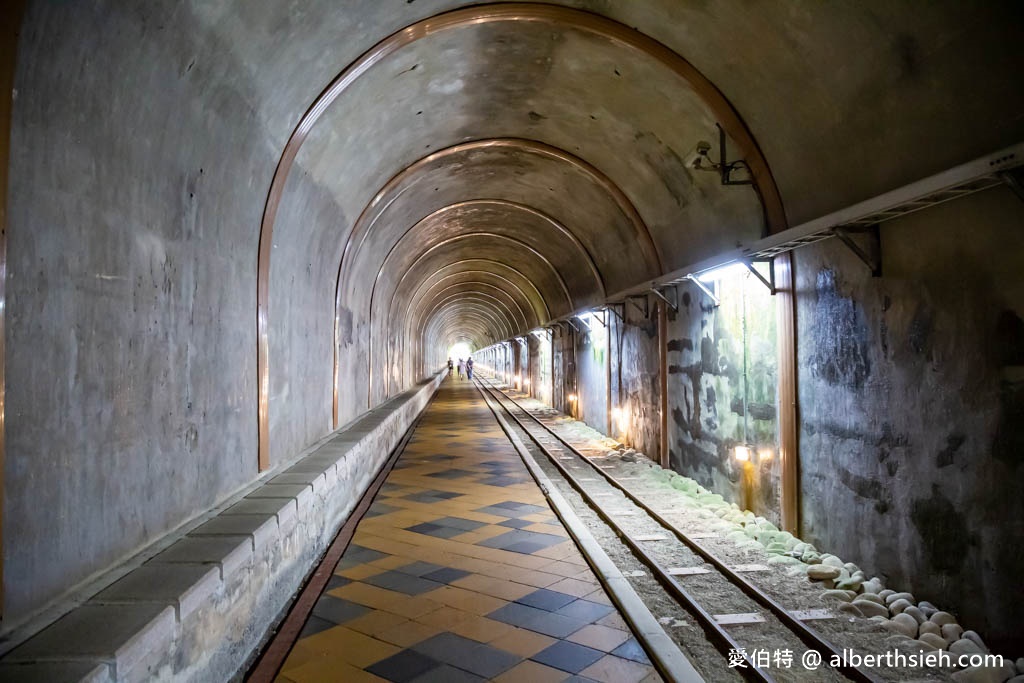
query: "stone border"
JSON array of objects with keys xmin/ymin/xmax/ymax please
[{"xmin": 0, "ymin": 374, "xmax": 444, "ymax": 683}]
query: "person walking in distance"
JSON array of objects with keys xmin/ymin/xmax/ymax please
[
  {"xmin": 457, "ymin": 359, "xmax": 464, "ymax": 379},
  {"xmin": 466, "ymin": 357, "xmax": 474, "ymax": 380},
  {"xmin": 447, "ymin": 357, "xmax": 454, "ymax": 376}
]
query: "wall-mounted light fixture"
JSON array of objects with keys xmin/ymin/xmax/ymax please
[
  {"xmin": 758, "ymin": 448, "xmax": 774, "ymax": 461},
  {"xmin": 733, "ymin": 444, "xmax": 751, "ymax": 462},
  {"xmin": 696, "ymin": 261, "xmax": 748, "ymax": 283},
  {"xmin": 567, "ymin": 394, "xmax": 577, "ymax": 402}
]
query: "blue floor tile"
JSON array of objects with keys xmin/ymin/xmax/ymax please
[
  {"xmin": 516, "ymin": 589, "xmax": 578, "ymax": 612},
  {"xmin": 531, "ymin": 640, "xmax": 605, "ymax": 673},
  {"xmin": 556, "ymin": 599, "xmax": 615, "ymax": 623},
  {"xmin": 611, "ymin": 638, "xmax": 651, "ymax": 664},
  {"xmin": 366, "ymin": 649, "xmax": 441, "ymax": 682}
]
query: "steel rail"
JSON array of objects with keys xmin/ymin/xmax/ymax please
[
  {"xmin": 475, "ymin": 378, "xmax": 774, "ymax": 682},
  {"xmin": 478, "ymin": 377, "xmax": 882, "ymax": 683}
]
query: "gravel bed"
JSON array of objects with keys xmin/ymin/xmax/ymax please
[{"xmin": 484, "ymin": 384, "xmax": 1015, "ymax": 683}]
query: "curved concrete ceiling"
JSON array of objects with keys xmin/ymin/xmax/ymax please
[{"xmin": 242, "ymin": 0, "xmax": 1024, "ymax": 443}]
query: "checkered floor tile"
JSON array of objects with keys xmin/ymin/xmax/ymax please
[{"xmin": 275, "ymin": 380, "xmax": 661, "ymax": 683}]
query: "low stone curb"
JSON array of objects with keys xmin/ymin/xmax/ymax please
[{"xmin": 0, "ymin": 374, "xmax": 444, "ymax": 683}]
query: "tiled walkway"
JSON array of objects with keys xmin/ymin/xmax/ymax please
[{"xmin": 274, "ymin": 379, "xmax": 660, "ymax": 683}]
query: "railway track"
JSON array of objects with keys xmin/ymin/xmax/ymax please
[{"xmin": 475, "ymin": 377, "xmax": 882, "ymax": 683}]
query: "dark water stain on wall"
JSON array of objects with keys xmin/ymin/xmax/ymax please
[
  {"xmin": 907, "ymin": 303, "xmax": 933, "ymax": 356},
  {"xmin": 935, "ymin": 433, "xmax": 965, "ymax": 468},
  {"xmin": 809, "ymin": 269, "xmax": 870, "ymax": 389},
  {"xmin": 911, "ymin": 485, "xmax": 972, "ymax": 576},
  {"xmin": 993, "ymin": 380, "xmax": 1024, "ymax": 466},
  {"xmin": 667, "ymin": 338, "xmax": 693, "ymax": 352},
  {"xmin": 837, "ymin": 467, "xmax": 892, "ymax": 515}
]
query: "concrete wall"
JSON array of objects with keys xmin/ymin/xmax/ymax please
[
  {"xmin": 2, "ymin": 1, "xmax": 370, "ymax": 625},
  {"xmin": 609, "ymin": 306, "xmax": 661, "ymax": 458},
  {"xmin": 4, "ymin": 2, "xmax": 267, "ymax": 621},
  {"xmin": 794, "ymin": 186, "xmax": 1024, "ymax": 651},
  {"xmin": 662, "ymin": 274, "xmax": 782, "ymax": 523},
  {"xmin": 576, "ymin": 322, "xmax": 609, "ymax": 435}
]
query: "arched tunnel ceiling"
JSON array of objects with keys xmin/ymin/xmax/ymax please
[{"xmin": 251, "ymin": 0, "xmax": 1024, "ymax": 407}]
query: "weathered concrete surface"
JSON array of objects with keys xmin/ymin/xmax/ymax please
[
  {"xmin": 661, "ymin": 272, "xmax": 782, "ymax": 524},
  {"xmin": 0, "ymin": 374, "xmax": 443, "ymax": 682},
  {"xmin": 575, "ymin": 321, "xmax": 609, "ymax": 435},
  {"xmin": 5, "ymin": 1, "xmax": 267, "ymax": 621},
  {"xmin": 609, "ymin": 305, "xmax": 661, "ymax": 458},
  {"xmin": 5, "ymin": 0, "xmax": 1024, "ymax": 644},
  {"xmin": 795, "ymin": 187, "xmax": 1024, "ymax": 651}
]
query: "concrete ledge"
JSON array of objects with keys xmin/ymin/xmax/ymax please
[{"xmin": 0, "ymin": 374, "xmax": 443, "ymax": 683}]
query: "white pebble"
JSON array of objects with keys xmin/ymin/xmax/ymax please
[
  {"xmin": 941, "ymin": 624, "xmax": 963, "ymax": 642},
  {"xmin": 902, "ymin": 605, "xmax": 927, "ymax": 624},
  {"xmin": 918, "ymin": 632, "xmax": 947, "ymax": 650},
  {"xmin": 888, "ymin": 598, "xmax": 912, "ymax": 615},
  {"xmin": 852, "ymin": 599, "xmax": 888, "ymax": 618},
  {"xmin": 950, "ymin": 638, "xmax": 984, "ymax": 657},
  {"xmin": 930, "ymin": 611, "xmax": 957, "ymax": 626},
  {"xmin": 962, "ymin": 630, "xmax": 988, "ymax": 653},
  {"xmin": 885, "ymin": 591, "xmax": 915, "ymax": 605}
]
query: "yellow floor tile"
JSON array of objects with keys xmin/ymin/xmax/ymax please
[
  {"xmin": 336, "ymin": 563, "xmax": 386, "ymax": 580},
  {"xmin": 596, "ymin": 610, "xmax": 629, "ymax": 630},
  {"xmin": 447, "ymin": 614, "xmax": 515, "ymax": 643},
  {"xmin": 343, "ymin": 609, "xmax": 409, "ymax": 637},
  {"xmin": 450, "ymin": 574, "xmax": 536, "ymax": 601},
  {"xmin": 293, "ymin": 626, "xmax": 399, "ymax": 668},
  {"xmin": 488, "ymin": 628, "xmax": 558, "ymax": 657},
  {"xmin": 567, "ymin": 624, "xmax": 631, "ymax": 651},
  {"xmin": 493, "ymin": 659, "xmax": 572, "ymax": 683},
  {"xmin": 479, "ymin": 565, "xmax": 562, "ymax": 588},
  {"xmin": 330, "ymin": 582, "xmax": 407, "ymax": 609},
  {"xmin": 423, "ymin": 585, "xmax": 508, "ymax": 615},
  {"xmin": 365, "ymin": 554, "xmax": 412, "ymax": 570},
  {"xmin": 373, "ymin": 619, "xmax": 441, "ymax": 648},
  {"xmin": 546, "ymin": 577, "xmax": 600, "ymax": 598},
  {"xmin": 415, "ymin": 606, "xmax": 476, "ymax": 630},
  {"xmin": 284, "ymin": 656, "xmax": 389, "ymax": 683},
  {"xmin": 538, "ymin": 560, "xmax": 587, "ymax": 577},
  {"xmin": 580, "ymin": 654, "xmax": 656, "ymax": 683},
  {"xmin": 379, "ymin": 594, "xmax": 443, "ymax": 619}
]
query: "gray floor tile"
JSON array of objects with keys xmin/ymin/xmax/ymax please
[
  {"xmin": 432, "ymin": 516, "xmax": 486, "ymax": 531},
  {"xmin": 366, "ymin": 649, "xmax": 441, "ymax": 682},
  {"xmin": 556, "ymin": 599, "xmax": 615, "ymax": 623},
  {"xmin": 362, "ymin": 571, "xmax": 444, "ymax": 595},
  {"xmin": 516, "ymin": 589, "xmax": 578, "ymax": 612},
  {"xmin": 611, "ymin": 638, "xmax": 651, "ymax": 663},
  {"xmin": 311, "ymin": 595, "xmax": 371, "ymax": 625},
  {"xmin": 531, "ymin": 640, "xmax": 605, "ymax": 673}
]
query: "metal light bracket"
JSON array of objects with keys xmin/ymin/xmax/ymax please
[
  {"xmin": 649, "ymin": 285, "xmax": 679, "ymax": 312},
  {"xmin": 832, "ymin": 225, "xmax": 882, "ymax": 277},
  {"xmin": 1000, "ymin": 168, "xmax": 1024, "ymax": 202},
  {"xmin": 744, "ymin": 258, "xmax": 776, "ymax": 294},
  {"xmin": 682, "ymin": 276, "xmax": 719, "ymax": 307},
  {"xmin": 604, "ymin": 303, "xmax": 625, "ymax": 323},
  {"xmin": 626, "ymin": 294, "xmax": 650, "ymax": 318}
]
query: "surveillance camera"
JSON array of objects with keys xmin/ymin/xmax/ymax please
[{"xmin": 684, "ymin": 141, "xmax": 713, "ymax": 170}]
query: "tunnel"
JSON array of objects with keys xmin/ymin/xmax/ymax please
[{"xmin": 1, "ymin": 2, "xmax": 1023, "ymax": 682}]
